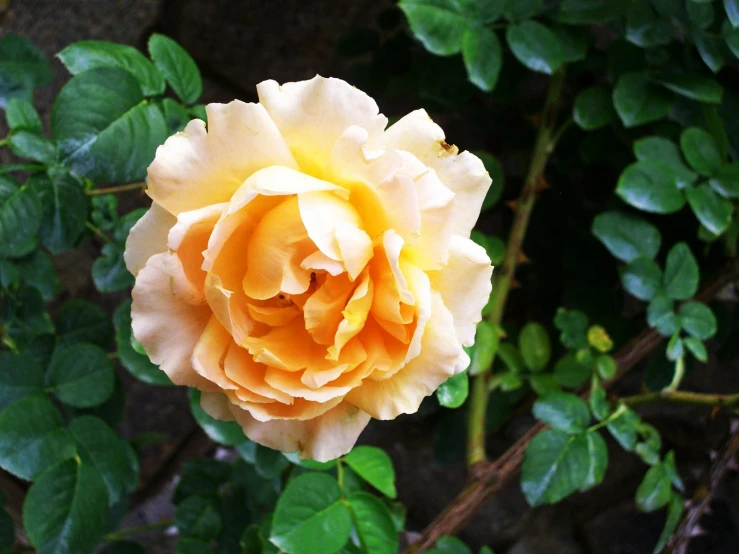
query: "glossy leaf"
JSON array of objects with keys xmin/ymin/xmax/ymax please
[
  {"xmin": 680, "ymin": 127, "xmax": 722, "ymax": 175},
  {"xmin": 0, "ymin": 179, "xmax": 42, "ymax": 259},
  {"xmin": 506, "ymin": 21, "xmax": 564, "ymax": 75},
  {"xmin": 345, "ymin": 446, "xmax": 397, "ymax": 498},
  {"xmin": 620, "ymin": 257, "xmax": 663, "ymax": 301},
  {"xmin": 635, "ymin": 462, "xmax": 672, "ymax": 512},
  {"xmin": 662, "ymin": 243, "xmax": 699, "ymax": 301},
  {"xmin": 633, "ymin": 137, "xmax": 697, "ymax": 189},
  {"xmin": 6, "ymin": 97, "xmax": 42, "ymax": 132},
  {"xmin": 148, "ymin": 34, "xmax": 203, "ymax": 104},
  {"xmin": 47, "ymin": 343, "xmax": 115, "ymax": 408},
  {"xmin": 709, "ymin": 163, "xmax": 739, "ymax": 198},
  {"xmin": 518, "ymin": 322, "xmax": 551, "ymax": 372},
  {"xmin": 462, "ymin": 26, "xmax": 501, "ymax": 92},
  {"xmin": 613, "ymin": 73, "xmax": 673, "ymax": 127},
  {"xmin": 56, "ymin": 299, "xmax": 114, "ymax": 349},
  {"xmin": 647, "ymin": 296, "xmax": 680, "ymax": 336},
  {"xmin": 685, "ymin": 184, "xmax": 733, "ymax": 235},
  {"xmin": 437, "ymin": 371, "xmax": 469, "ymax": 408},
  {"xmin": 189, "ymin": 389, "xmax": 246, "ymax": 445},
  {"xmin": 656, "ymin": 74, "xmax": 722, "ymax": 104},
  {"xmin": 93, "ymin": 243, "xmax": 134, "ymax": 293},
  {"xmin": 616, "ymin": 161, "xmax": 684, "ymax": 214},
  {"xmin": 0, "ymin": 353, "xmax": 44, "ymax": 411},
  {"xmin": 347, "ymin": 493, "xmax": 398, "ymax": 554},
  {"xmin": 592, "ymin": 210, "xmax": 661, "ymax": 262},
  {"xmin": 678, "ymin": 301, "xmax": 717, "ymax": 339},
  {"xmin": 573, "ymin": 86, "xmax": 616, "ymax": 130},
  {"xmin": 533, "ymin": 391, "xmax": 591, "ymax": 433},
  {"xmin": 30, "ymin": 171, "xmax": 88, "ymax": 255}
]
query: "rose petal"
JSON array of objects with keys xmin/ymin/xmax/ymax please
[
  {"xmin": 382, "ymin": 109, "xmax": 491, "ymax": 238},
  {"xmin": 346, "ymin": 291, "xmax": 463, "ymax": 419},
  {"xmin": 131, "ymin": 252, "xmax": 218, "ymax": 391},
  {"xmin": 223, "ymin": 343, "xmax": 293, "ymax": 404},
  {"xmin": 147, "ymin": 102, "xmax": 297, "ymax": 214},
  {"xmin": 257, "ymin": 76, "xmax": 387, "ymax": 177},
  {"xmin": 192, "ymin": 316, "xmax": 238, "ymax": 390},
  {"xmin": 228, "ymin": 400, "xmax": 371, "ymax": 462},
  {"xmin": 124, "ymin": 202, "xmax": 176, "ymax": 277},
  {"xmin": 428, "ymin": 236, "xmax": 493, "ymax": 347}
]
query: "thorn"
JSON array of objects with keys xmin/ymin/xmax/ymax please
[
  {"xmin": 506, "ymin": 200, "xmax": 518, "ymax": 211},
  {"xmin": 535, "ymin": 175, "xmax": 550, "ymax": 192},
  {"xmin": 517, "ymin": 251, "xmax": 531, "ymax": 265},
  {"xmin": 510, "ymin": 279, "xmax": 522, "ymax": 290},
  {"xmin": 689, "ymin": 525, "xmax": 707, "ymax": 538},
  {"xmin": 527, "ymin": 113, "xmax": 542, "ymax": 128},
  {"xmin": 727, "ymin": 458, "xmax": 739, "ymax": 472}
]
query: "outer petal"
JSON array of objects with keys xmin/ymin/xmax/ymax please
[
  {"xmin": 429, "ymin": 236, "xmax": 493, "ymax": 347},
  {"xmin": 124, "ymin": 202, "xmax": 176, "ymax": 277},
  {"xmin": 147, "ymin": 102, "xmax": 298, "ymax": 214},
  {"xmin": 346, "ymin": 291, "xmax": 463, "ymax": 419},
  {"xmin": 257, "ymin": 76, "xmax": 388, "ymax": 177},
  {"xmin": 228, "ymin": 400, "xmax": 371, "ymax": 462},
  {"xmin": 382, "ymin": 109, "xmax": 491, "ymax": 237},
  {"xmin": 131, "ymin": 252, "xmax": 218, "ymax": 391}
]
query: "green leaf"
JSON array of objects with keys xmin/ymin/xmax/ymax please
[
  {"xmin": 162, "ymin": 98, "xmax": 190, "ymax": 134},
  {"xmin": 635, "ymin": 461, "xmax": 673, "ymax": 512},
  {"xmin": 687, "ymin": 0, "xmax": 714, "ymax": 28},
  {"xmin": 176, "ymin": 496, "xmax": 222, "ymax": 541},
  {"xmin": 662, "ymin": 243, "xmax": 699, "ymax": 301},
  {"xmin": 347, "ymin": 493, "xmax": 398, "ymax": 554},
  {"xmin": 189, "ymin": 389, "xmax": 246, "ymax": 445},
  {"xmin": 532, "ymin": 391, "xmax": 591, "ymax": 434},
  {"xmin": 589, "ymin": 388, "xmax": 610, "ymax": 421},
  {"xmin": 685, "ymin": 184, "xmax": 733, "ymax": 235},
  {"xmin": 647, "ymin": 295, "xmax": 680, "ymax": 336},
  {"xmin": 656, "ymin": 74, "xmax": 722, "ymax": 104},
  {"xmin": 556, "ymin": 0, "xmax": 626, "ymax": 23},
  {"xmin": 666, "ymin": 333, "xmax": 684, "ymax": 361},
  {"xmin": 0, "ymin": 35, "xmax": 52, "ymax": 108},
  {"xmin": 52, "ymin": 67, "xmax": 168, "ymax": 184},
  {"xmin": 113, "ymin": 300, "xmax": 171, "ymax": 386},
  {"xmin": 592, "ymin": 210, "xmax": 661, "ymax": 263},
  {"xmin": 553, "ymin": 354, "xmax": 591, "ymax": 389},
  {"xmin": 502, "ymin": 0, "xmax": 544, "ymax": 21},
  {"xmin": 684, "ymin": 336, "xmax": 707, "ymax": 362},
  {"xmin": 680, "ymin": 127, "xmax": 723, "ymax": 176},
  {"xmin": 56, "ymin": 299, "xmax": 114, "ymax": 349},
  {"xmin": 0, "ymin": 180, "xmax": 42, "ymax": 259},
  {"xmin": 69, "ymin": 416, "xmax": 132, "ymax": 506},
  {"xmin": 652, "ymin": 493, "xmax": 684, "ymax": 554},
  {"xmin": 344, "ymin": 446, "xmax": 397, "ymax": 498},
  {"xmin": 93, "ymin": 243, "xmax": 134, "ymax": 293},
  {"xmin": 709, "ymin": 163, "xmax": 739, "ymax": 198},
  {"xmin": 8, "ymin": 131, "xmax": 56, "ymax": 163},
  {"xmin": 47, "ymin": 343, "xmax": 115, "ymax": 408},
  {"xmin": 616, "ymin": 161, "xmax": 684, "ymax": 214},
  {"xmin": 694, "ymin": 29, "xmax": 726, "ymax": 73},
  {"xmin": 6, "ymin": 97, "xmax": 42, "ymax": 132},
  {"xmin": 427, "ymin": 536, "xmax": 471, "ymax": 554},
  {"xmin": 467, "ymin": 322, "xmax": 499, "ymax": 376},
  {"xmin": 14, "ymin": 250, "xmax": 59, "ymax": 300},
  {"xmin": 727, "ymin": 0, "xmax": 739, "ymax": 27},
  {"xmin": 620, "ymin": 257, "xmax": 663, "ymax": 301},
  {"xmin": 462, "ymin": 26, "xmax": 501, "ymax": 92},
  {"xmin": 148, "ymin": 34, "xmax": 203, "ymax": 104},
  {"xmin": 506, "ymin": 21, "xmax": 564, "ymax": 75},
  {"xmin": 626, "ymin": 2, "xmax": 672, "ymax": 48},
  {"xmin": 57, "ymin": 40, "xmax": 165, "ymax": 96},
  {"xmin": 678, "ymin": 301, "xmax": 717, "ymax": 339},
  {"xmin": 437, "ymin": 371, "xmax": 469, "ymax": 408},
  {"xmin": 474, "ymin": 153, "xmax": 504, "ymax": 211},
  {"xmin": 398, "ymin": 1, "xmax": 468, "ymax": 56},
  {"xmin": 270, "ymin": 473, "xmax": 352, "ymax": 554},
  {"xmin": 553, "ymin": 308, "xmax": 589, "ymax": 349},
  {"xmin": 31, "ymin": 170, "xmax": 89, "ymax": 255},
  {"xmin": 518, "ymin": 322, "xmax": 551, "ymax": 372},
  {"xmin": 0, "ymin": 395, "xmax": 76, "ymax": 480},
  {"xmin": 595, "ymin": 355, "xmax": 617, "ymax": 380},
  {"xmin": 0, "ymin": 258, "xmax": 18, "ymax": 288},
  {"xmin": 573, "ymin": 86, "xmax": 616, "ymax": 131},
  {"xmin": 613, "ymin": 73, "xmax": 674, "ymax": 127},
  {"xmin": 521, "ymin": 429, "xmax": 607, "ymax": 506},
  {"xmin": 100, "ymin": 542, "xmax": 146, "ymax": 554},
  {"xmin": 607, "ymin": 406, "xmax": 641, "ymax": 451},
  {"xmin": 0, "ymin": 353, "xmax": 44, "ymax": 411},
  {"xmin": 23, "ymin": 459, "xmax": 108, "ymax": 554},
  {"xmin": 633, "ymin": 137, "xmax": 697, "ymax": 189},
  {"xmin": 550, "ymin": 24, "xmax": 589, "ymax": 63}
]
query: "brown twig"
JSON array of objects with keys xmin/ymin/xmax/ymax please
[
  {"xmin": 666, "ymin": 421, "xmax": 739, "ymax": 554},
  {"xmin": 86, "ymin": 182, "xmax": 146, "ymax": 195},
  {"xmin": 404, "ymin": 257, "xmax": 739, "ymax": 553},
  {"xmin": 622, "ymin": 390, "xmax": 739, "ymax": 409}
]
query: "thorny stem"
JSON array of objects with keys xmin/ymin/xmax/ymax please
[
  {"xmin": 86, "ymin": 182, "xmax": 146, "ymax": 196},
  {"xmin": 622, "ymin": 390, "xmax": 739, "ymax": 409},
  {"xmin": 103, "ymin": 520, "xmax": 173, "ymax": 542},
  {"xmin": 467, "ymin": 68, "xmax": 567, "ymax": 471}
]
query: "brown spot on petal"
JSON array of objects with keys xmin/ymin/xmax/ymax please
[{"xmin": 437, "ymin": 140, "xmax": 458, "ymax": 157}]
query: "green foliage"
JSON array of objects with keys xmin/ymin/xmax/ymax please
[
  {"xmin": 148, "ymin": 34, "xmax": 203, "ymax": 105},
  {"xmin": 344, "ymin": 446, "xmax": 397, "ymax": 499}
]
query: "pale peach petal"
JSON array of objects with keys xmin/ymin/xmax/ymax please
[
  {"xmin": 335, "ymin": 222, "xmax": 373, "ymax": 280},
  {"xmin": 429, "ymin": 235, "xmax": 493, "ymax": 347},
  {"xmin": 228, "ymin": 400, "xmax": 371, "ymax": 461},
  {"xmin": 223, "ymin": 344, "xmax": 293, "ymax": 404},
  {"xmin": 200, "ymin": 391, "xmax": 235, "ymax": 421},
  {"xmin": 400, "ymin": 258, "xmax": 432, "ymax": 364},
  {"xmin": 242, "ymin": 319, "xmax": 333, "ymax": 372},
  {"xmin": 192, "ymin": 316, "xmax": 237, "ymax": 390},
  {"xmin": 247, "ymin": 304, "xmax": 301, "ymax": 327},
  {"xmin": 246, "ymin": 165, "xmax": 348, "ymax": 199},
  {"xmin": 131, "ymin": 252, "xmax": 218, "ymax": 391},
  {"xmin": 301, "ymin": 251, "xmax": 344, "ymax": 276},
  {"xmin": 329, "ymin": 273, "xmax": 373, "ymax": 359},
  {"xmin": 257, "ymin": 76, "xmax": 387, "ymax": 177},
  {"xmin": 346, "ymin": 291, "xmax": 463, "ymax": 419},
  {"xmin": 370, "ymin": 231, "xmax": 414, "ymax": 324},
  {"xmin": 265, "ymin": 368, "xmax": 352, "ymax": 402},
  {"xmin": 147, "ymin": 102, "xmax": 297, "ymax": 214},
  {"xmin": 124, "ymin": 202, "xmax": 176, "ymax": 277},
  {"xmin": 242, "ymin": 197, "xmax": 315, "ymax": 300},
  {"xmin": 303, "ymin": 273, "xmax": 354, "ymax": 345},
  {"xmin": 382, "ymin": 109, "xmax": 491, "ymax": 238},
  {"xmin": 231, "ymin": 394, "xmax": 343, "ymax": 423}
]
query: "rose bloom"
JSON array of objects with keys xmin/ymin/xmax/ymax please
[{"xmin": 125, "ymin": 76, "xmax": 493, "ymax": 461}]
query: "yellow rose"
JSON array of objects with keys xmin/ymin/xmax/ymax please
[{"xmin": 125, "ymin": 76, "xmax": 493, "ymax": 461}]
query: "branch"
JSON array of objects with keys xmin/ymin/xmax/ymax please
[
  {"xmin": 467, "ymin": 68, "xmax": 567, "ymax": 470},
  {"xmin": 623, "ymin": 390, "xmax": 739, "ymax": 409},
  {"xmin": 86, "ymin": 182, "xmax": 146, "ymax": 195},
  {"xmin": 404, "ymin": 257, "xmax": 739, "ymax": 554},
  {"xmin": 666, "ymin": 421, "xmax": 739, "ymax": 554}
]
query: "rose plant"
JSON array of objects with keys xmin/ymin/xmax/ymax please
[{"xmin": 1, "ymin": 1, "xmax": 739, "ymax": 553}]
